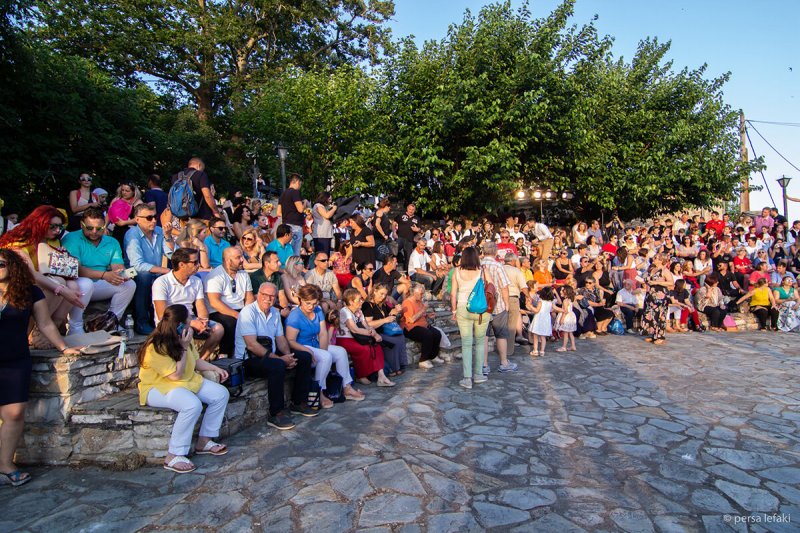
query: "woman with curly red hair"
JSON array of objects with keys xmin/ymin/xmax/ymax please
[
  {"xmin": 0, "ymin": 206, "xmax": 84, "ymax": 328},
  {"xmin": 0, "ymin": 249, "xmax": 80, "ymax": 486}
]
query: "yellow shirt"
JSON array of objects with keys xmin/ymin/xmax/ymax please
[
  {"xmin": 138, "ymin": 343, "xmax": 203, "ymax": 405},
  {"xmin": 750, "ymin": 286, "xmax": 771, "ymax": 307}
]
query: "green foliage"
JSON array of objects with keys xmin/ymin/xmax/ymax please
[
  {"xmin": 35, "ymin": 0, "xmax": 396, "ymax": 121},
  {"xmin": 237, "ymin": 65, "xmax": 400, "ymax": 197}
]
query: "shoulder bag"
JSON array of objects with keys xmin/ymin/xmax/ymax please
[{"xmin": 37, "ymin": 242, "xmax": 79, "ymax": 280}]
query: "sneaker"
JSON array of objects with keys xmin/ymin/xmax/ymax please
[
  {"xmin": 459, "ymin": 378, "xmax": 473, "ymax": 389},
  {"xmin": 626, "ymin": 328, "xmax": 637, "ymax": 335},
  {"xmin": 472, "ymin": 375, "xmax": 488, "ymax": 384},
  {"xmin": 418, "ymin": 360, "xmax": 434, "ymax": 369},
  {"xmin": 498, "ymin": 362, "xmax": 519, "ymax": 373},
  {"xmin": 431, "ymin": 356, "xmax": 446, "ymax": 365},
  {"xmin": 289, "ymin": 402, "xmax": 320, "ymax": 418},
  {"xmin": 454, "ymin": 352, "xmax": 462, "ymax": 360},
  {"xmin": 267, "ymin": 411, "xmax": 295, "ymax": 430},
  {"xmin": 439, "ymin": 354, "xmax": 453, "ymax": 363},
  {"xmin": 482, "ymin": 364, "xmax": 490, "ymax": 376}
]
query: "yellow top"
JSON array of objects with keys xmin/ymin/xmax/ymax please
[
  {"xmin": 3, "ymin": 239, "xmax": 62, "ymax": 271},
  {"xmin": 137, "ymin": 343, "xmax": 203, "ymax": 405},
  {"xmin": 750, "ymin": 286, "xmax": 771, "ymax": 307}
]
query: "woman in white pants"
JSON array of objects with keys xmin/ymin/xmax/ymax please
[
  {"xmin": 286, "ymin": 284, "xmax": 365, "ymax": 409},
  {"xmin": 137, "ymin": 304, "xmax": 230, "ymax": 473}
]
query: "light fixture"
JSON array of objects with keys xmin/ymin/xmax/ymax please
[
  {"xmin": 561, "ymin": 191, "xmax": 574, "ymax": 201},
  {"xmin": 516, "ymin": 189, "xmax": 526, "ymax": 200},
  {"xmin": 544, "ymin": 190, "xmax": 555, "ymax": 200},
  {"xmin": 532, "ymin": 190, "xmax": 543, "ymax": 200}
]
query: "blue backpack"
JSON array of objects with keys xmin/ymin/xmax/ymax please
[
  {"xmin": 168, "ymin": 169, "xmax": 198, "ymax": 218},
  {"xmin": 466, "ymin": 269, "xmax": 488, "ymax": 315}
]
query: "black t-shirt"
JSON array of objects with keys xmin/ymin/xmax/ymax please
[
  {"xmin": 394, "ymin": 213, "xmax": 420, "ymax": 241},
  {"xmin": 352, "ymin": 227, "xmax": 375, "ymax": 267},
  {"xmin": 375, "ymin": 212, "xmax": 392, "ymax": 240},
  {"xmin": 279, "ymin": 188, "xmax": 304, "ymax": 226},
  {"xmin": 2, "ymin": 286, "xmax": 44, "ymax": 363},
  {"xmin": 372, "ymin": 266, "xmax": 402, "ymax": 287},
  {"xmin": 143, "ymin": 188, "xmax": 168, "ymax": 224},
  {"xmin": 173, "ymin": 168, "xmax": 214, "ymax": 220},
  {"xmin": 717, "ymin": 271, "xmax": 738, "ymax": 295}
]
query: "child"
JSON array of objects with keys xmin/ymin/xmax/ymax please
[
  {"xmin": 528, "ymin": 286, "xmax": 554, "ymax": 356},
  {"xmin": 555, "ymin": 285, "xmax": 577, "ymax": 351}
]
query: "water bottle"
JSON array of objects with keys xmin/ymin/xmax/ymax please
[{"xmin": 125, "ymin": 315, "xmax": 135, "ymax": 338}]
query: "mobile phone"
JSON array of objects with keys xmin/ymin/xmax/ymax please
[
  {"xmin": 177, "ymin": 323, "xmax": 186, "ymax": 337},
  {"xmin": 123, "ymin": 267, "xmax": 137, "ymax": 278}
]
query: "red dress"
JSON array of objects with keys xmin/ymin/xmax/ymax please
[{"xmin": 337, "ymin": 307, "xmax": 385, "ymax": 379}]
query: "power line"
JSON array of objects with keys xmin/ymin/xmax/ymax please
[
  {"xmin": 747, "ymin": 120, "xmax": 800, "ymax": 127},
  {"xmin": 744, "ymin": 126, "xmax": 778, "ymax": 209},
  {"xmin": 746, "ymin": 121, "xmax": 800, "ymax": 173}
]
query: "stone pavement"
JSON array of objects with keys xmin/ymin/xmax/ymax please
[{"xmin": 3, "ymin": 331, "xmax": 799, "ymax": 532}]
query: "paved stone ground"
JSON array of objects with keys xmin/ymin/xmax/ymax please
[{"xmin": 3, "ymin": 331, "xmax": 800, "ymax": 532}]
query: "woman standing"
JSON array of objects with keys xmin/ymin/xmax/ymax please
[
  {"xmin": 137, "ymin": 304, "xmax": 230, "ymax": 473},
  {"xmin": 231, "ymin": 204, "xmax": 253, "ymax": 243},
  {"xmin": 107, "ymin": 182, "xmax": 143, "ymax": 247},
  {"xmin": 337, "ymin": 289, "xmax": 395, "ymax": 387},
  {"xmin": 449, "ymin": 247, "xmax": 490, "ymax": 389},
  {"xmin": 0, "ymin": 206, "xmax": 84, "ymax": 328},
  {"xmin": 640, "ymin": 253, "xmax": 675, "ymax": 345},
  {"xmin": 286, "ymin": 285, "xmax": 364, "ymax": 408},
  {"xmin": 0, "ymin": 250, "xmax": 81, "ymax": 486},
  {"xmin": 362, "ymin": 282, "xmax": 408, "ymax": 376},
  {"xmin": 311, "ymin": 192, "xmax": 337, "ymax": 255},
  {"xmin": 350, "ymin": 215, "xmax": 375, "ymax": 268},
  {"xmin": 372, "ymin": 198, "xmax": 394, "ymax": 259},
  {"xmin": 67, "ymin": 173, "xmax": 100, "ymax": 231},
  {"xmin": 401, "ymin": 283, "xmax": 443, "ymax": 369}
]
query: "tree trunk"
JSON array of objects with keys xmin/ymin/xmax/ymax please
[{"xmin": 196, "ymin": 84, "xmax": 213, "ymax": 122}]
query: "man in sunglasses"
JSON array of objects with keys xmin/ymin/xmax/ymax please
[
  {"xmin": 124, "ymin": 204, "xmax": 170, "ymax": 334},
  {"xmin": 62, "ymin": 207, "xmax": 136, "ymax": 335},
  {"xmin": 204, "ymin": 217, "xmax": 231, "ymax": 268}
]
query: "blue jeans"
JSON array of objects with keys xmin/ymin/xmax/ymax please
[
  {"xmin": 288, "ymin": 224, "xmax": 303, "ymax": 256},
  {"xmin": 133, "ymin": 271, "xmax": 157, "ymax": 329},
  {"xmin": 456, "ymin": 306, "xmax": 490, "ymax": 378}
]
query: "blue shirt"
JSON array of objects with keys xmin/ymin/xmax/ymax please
[
  {"xmin": 286, "ymin": 306, "xmax": 324, "ymax": 348},
  {"xmin": 204, "ymin": 235, "xmax": 231, "ymax": 268},
  {"xmin": 234, "ymin": 302, "xmax": 283, "ymax": 360},
  {"xmin": 124, "ymin": 226, "xmax": 166, "ymax": 273},
  {"xmin": 62, "ymin": 231, "xmax": 124, "ymax": 278},
  {"xmin": 143, "ymin": 188, "xmax": 168, "ymax": 225},
  {"xmin": 266, "ymin": 239, "xmax": 293, "ymax": 268}
]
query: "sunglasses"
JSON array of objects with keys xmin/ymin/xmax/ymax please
[
  {"xmin": 316, "ymin": 258, "xmax": 330, "ymax": 263},
  {"xmin": 79, "ymin": 177, "xmax": 92, "ymax": 182},
  {"xmin": 231, "ymin": 278, "xmax": 237, "ymax": 293},
  {"xmin": 49, "ymin": 223, "xmax": 65, "ymax": 232},
  {"xmin": 212, "ymin": 226, "xmax": 226, "ymax": 231},
  {"xmin": 137, "ymin": 215, "xmax": 156, "ymax": 221},
  {"xmin": 364, "ymin": 267, "xmax": 375, "ymax": 271},
  {"xmin": 82, "ymin": 223, "xmax": 106, "ymax": 232},
  {"xmin": 241, "ymin": 236, "xmax": 255, "ymax": 242}
]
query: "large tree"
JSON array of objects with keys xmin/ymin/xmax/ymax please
[{"xmin": 36, "ymin": 0, "xmax": 395, "ymax": 121}]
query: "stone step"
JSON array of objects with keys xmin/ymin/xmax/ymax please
[{"xmin": 68, "ymin": 381, "xmax": 270, "ymax": 467}]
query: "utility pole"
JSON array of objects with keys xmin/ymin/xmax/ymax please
[{"xmin": 739, "ymin": 110, "xmax": 750, "ymax": 213}]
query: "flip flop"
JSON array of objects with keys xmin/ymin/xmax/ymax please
[
  {"xmin": 195, "ymin": 440, "xmax": 228, "ymax": 456},
  {"xmin": 1, "ymin": 470, "xmax": 31, "ymax": 487},
  {"xmin": 163, "ymin": 456, "xmax": 196, "ymax": 474}
]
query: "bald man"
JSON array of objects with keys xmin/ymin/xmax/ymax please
[{"xmin": 205, "ymin": 247, "xmax": 255, "ymax": 356}]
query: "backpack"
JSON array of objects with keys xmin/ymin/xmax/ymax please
[
  {"xmin": 168, "ymin": 169, "xmax": 198, "ymax": 219},
  {"xmin": 466, "ymin": 271, "xmax": 488, "ymax": 314}
]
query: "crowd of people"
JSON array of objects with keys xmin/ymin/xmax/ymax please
[{"xmin": 2, "ymin": 157, "xmax": 799, "ymax": 479}]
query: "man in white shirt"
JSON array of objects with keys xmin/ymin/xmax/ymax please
[
  {"xmin": 480, "ymin": 240, "xmax": 516, "ymax": 373},
  {"xmin": 615, "ymin": 279, "xmax": 641, "ymax": 333},
  {"xmin": 152, "ymin": 247, "xmax": 223, "ymax": 360},
  {"xmin": 408, "ymin": 237, "xmax": 442, "ymax": 292},
  {"xmin": 205, "ymin": 247, "xmax": 254, "ymax": 356},
  {"xmin": 235, "ymin": 282, "xmax": 316, "ymax": 430}
]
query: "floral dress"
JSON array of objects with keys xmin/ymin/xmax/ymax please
[
  {"xmin": 776, "ymin": 287, "xmax": 800, "ymax": 332},
  {"xmin": 640, "ymin": 268, "xmax": 670, "ymax": 340}
]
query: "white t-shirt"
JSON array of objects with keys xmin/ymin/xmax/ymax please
[
  {"xmin": 408, "ymin": 249, "xmax": 430, "ymax": 275},
  {"xmin": 616, "ymin": 288, "xmax": 639, "ymax": 308},
  {"xmin": 234, "ymin": 302, "xmax": 283, "ymax": 360},
  {"xmin": 205, "ymin": 266, "xmax": 252, "ymax": 311},
  {"xmin": 532, "ymin": 223, "xmax": 553, "ymax": 241},
  {"xmin": 151, "ymin": 271, "xmax": 204, "ymax": 324},
  {"xmin": 338, "ymin": 307, "xmax": 362, "ymax": 339}
]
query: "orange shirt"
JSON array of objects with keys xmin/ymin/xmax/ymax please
[
  {"xmin": 401, "ymin": 298, "xmax": 428, "ymax": 330},
  {"xmin": 533, "ymin": 269, "xmax": 553, "ymax": 285}
]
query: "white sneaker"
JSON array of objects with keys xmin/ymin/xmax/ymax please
[
  {"xmin": 431, "ymin": 356, "xmax": 446, "ymax": 365},
  {"xmin": 439, "ymin": 354, "xmax": 452, "ymax": 363},
  {"xmin": 418, "ymin": 360, "xmax": 434, "ymax": 369},
  {"xmin": 472, "ymin": 375, "xmax": 488, "ymax": 384},
  {"xmin": 459, "ymin": 378, "xmax": 473, "ymax": 389}
]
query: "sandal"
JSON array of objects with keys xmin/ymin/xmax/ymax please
[
  {"xmin": 321, "ymin": 396, "xmax": 335, "ymax": 409},
  {"xmin": 377, "ymin": 380, "xmax": 396, "ymax": 387},
  {"xmin": 308, "ymin": 390, "xmax": 321, "ymax": 411},
  {"xmin": 556, "ymin": 347, "xmax": 567, "ymax": 352},
  {"xmin": 1, "ymin": 470, "xmax": 31, "ymax": 487},
  {"xmin": 163, "ymin": 455, "xmax": 196, "ymax": 474},
  {"xmin": 344, "ymin": 387, "xmax": 366, "ymax": 401},
  {"xmin": 644, "ymin": 338, "xmax": 653, "ymax": 343},
  {"xmin": 653, "ymin": 339, "xmax": 665, "ymax": 345},
  {"xmin": 195, "ymin": 440, "xmax": 228, "ymax": 456},
  {"xmin": 529, "ymin": 350, "xmax": 539, "ymax": 356}
]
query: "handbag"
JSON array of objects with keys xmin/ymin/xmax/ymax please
[
  {"xmin": 37, "ymin": 243, "xmax": 79, "ymax": 279},
  {"xmin": 245, "ymin": 335, "xmax": 274, "ymax": 359},
  {"xmin": 381, "ymin": 321, "xmax": 403, "ymax": 336},
  {"xmin": 210, "ymin": 358, "xmax": 245, "ymax": 397}
]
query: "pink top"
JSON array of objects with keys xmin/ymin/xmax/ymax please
[{"xmin": 108, "ymin": 198, "xmax": 134, "ymax": 224}]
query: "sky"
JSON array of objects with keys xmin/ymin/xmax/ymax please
[{"xmin": 388, "ymin": 0, "xmax": 800, "ymax": 221}]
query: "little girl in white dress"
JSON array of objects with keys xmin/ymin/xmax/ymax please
[
  {"xmin": 555, "ymin": 285, "xmax": 577, "ymax": 352},
  {"xmin": 529, "ymin": 286, "xmax": 555, "ymax": 356}
]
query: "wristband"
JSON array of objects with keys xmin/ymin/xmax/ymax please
[{"xmin": 100, "ymin": 271, "xmax": 106, "ymax": 281}]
